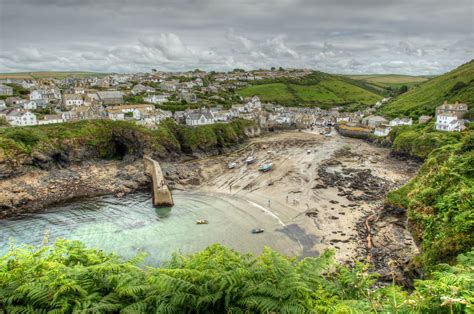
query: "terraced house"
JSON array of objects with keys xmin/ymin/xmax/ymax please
[
  {"xmin": 435, "ymin": 101, "xmax": 468, "ymax": 132},
  {"xmin": 0, "ymin": 83, "xmax": 13, "ymax": 96}
]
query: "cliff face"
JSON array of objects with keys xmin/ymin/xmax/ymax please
[
  {"xmin": 0, "ymin": 119, "xmax": 260, "ymax": 218},
  {"xmin": 0, "ymin": 126, "xmax": 154, "ymax": 180}
]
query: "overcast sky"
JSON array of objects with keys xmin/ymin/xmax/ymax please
[{"xmin": 0, "ymin": 0, "xmax": 473, "ymax": 74}]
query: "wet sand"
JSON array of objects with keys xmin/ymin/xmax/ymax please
[{"xmin": 182, "ymin": 129, "xmax": 417, "ymax": 262}]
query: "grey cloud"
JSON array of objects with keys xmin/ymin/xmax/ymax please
[{"xmin": 0, "ymin": 0, "xmax": 472, "ymax": 74}]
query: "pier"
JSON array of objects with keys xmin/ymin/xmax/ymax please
[{"xmin": 143, "ymin": 156, "xmax": 174, "ymax": 207}]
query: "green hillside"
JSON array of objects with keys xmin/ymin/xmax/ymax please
[
  {"xmin": 238, "ymin": 71, "xmax": 383, "ymax": 109},
  {"xmin": 378, "ymin": 60, "xmax": 474, "ymax": 118}
]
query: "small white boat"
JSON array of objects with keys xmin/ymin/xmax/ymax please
[
  {"xmin": 307, "ymin": 150, "xmax": 311, "ymax": 154},
  {"xmin": 196, "ymin": 219, "xmax": 209, "ymax": 224},
  {"xmin": 228, "ymin": 162, "xmax": 237, "ymax": 169},
  {"xmin": 245, "ymin": 156, "xmax": 256, "ymax": 164}
]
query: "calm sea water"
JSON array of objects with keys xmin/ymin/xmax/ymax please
[{"xmin": 0, "ymin": 191, "xmax": 314, "ymax": 264}]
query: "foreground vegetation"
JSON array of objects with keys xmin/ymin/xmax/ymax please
[
  {"xmin": 384, "ymin": 122, "xmax": 473, "ymax": 267},
  {"xmin": 0, "ymin": 239, "xmax": 472, "ymax": 313},
  {"xmin": 238, "ymin": 72, "xmax": 382, "ymax": 108}
]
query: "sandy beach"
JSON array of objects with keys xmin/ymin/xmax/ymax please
[{"xmin": 179, "ymin": 129, "xmax": 418, "ymax": 263}]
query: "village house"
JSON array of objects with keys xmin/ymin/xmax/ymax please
[
  {"xmin": 173, "ymin": 110, "xmax": 187, "ymax": 124},
  {"xmin": 374, "ymin": 125, "xmax": 392, "ymax": 137},
  {"xmin": 389, "ymin": 117, "xmax": 413, "ymax": 126},
  {"xmin": 97, "ymin": 91, "xmax": 124, "ymax": 105},
  {"xmin": 180, "ymin": 91, "xmax": 198, "ymax": 103},
  {"xmin": 144, "ymin": 94, "xmax": 170, "ymax": 104},
  {"xmin": 29, "ymin": 87, "xmax": 61, "ymax": 102},
  {"xmin": 362, "ymin": 115, "xmax": 389, "ymax": 128},
  {"xmin": 160, "ymin": 81, "xmax": 178, "ymax": 92},
  {"xmin": 185, "ymin": 109, "xmax": 215, "ymax": 126},
  {"xmin": 435, "ymin": 101, "xmax": 468, "ymax": 132},
  {"xmin": 84, "ymin": 93, "xmax": 101, "ymax": 106},
  {"xmin": 38, "ymin": 114, "xmax": 63, "ymax": 125},
  {"xmin": 435, "ymin": 101, "xmax": 468, "ymax": 118},
  {"xmin": 63, "ymin": 94, "xmax": 84, "ymax": 107},
  {"xmin": 106, "ymin": 109, "xmax": 125, "ymax": 121},
  {"xmin": 108, "ymin": 104, "xmax": 154, "ymax": 113},
  {"xmin": 0, "ymin": 84, "xmax": 13, "ymax": 96},
  {"xmin": 0, "ymin": 100, "xmax": 6, "ymax": 109},
  {"xmin": 131, "ymin": 83, "xmax": 156, "ymax": 95},
  {"xmin": 23, "ymin": 101, "xmax": 37, "ymax": 110},
  {"xmin": 63, "ymin": 105, "xmax": 103, "ymax": 121},
  {"xmin": 2, "ymin": 108, "xmax": 37, "ymax": 126}
]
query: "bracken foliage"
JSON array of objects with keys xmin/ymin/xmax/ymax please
[
  {"xmin": 0, "ymin": 240, "xmax": 472, "ymax": 313},
  {"xmin": 386, "ymin": 123, "xmax": 474, "ymax": 267}
]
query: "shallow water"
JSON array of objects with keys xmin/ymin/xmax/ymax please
[{"xmin": 0, "ymin": 191, "xmax": 317, "ymax": 264}]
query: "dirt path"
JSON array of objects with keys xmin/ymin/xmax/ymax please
[{"xmin": 178, "ymin": 129, "xmax": 418, "ymax": 263}]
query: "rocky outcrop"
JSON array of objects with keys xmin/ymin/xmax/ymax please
[{"xmin": 0, "ymin": 160, "xmax": 150, "ymax": 219}]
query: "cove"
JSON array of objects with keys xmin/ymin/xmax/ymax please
[{"xmin": 0, "ymin": 191, "xmax": 316, "ymax": 265}]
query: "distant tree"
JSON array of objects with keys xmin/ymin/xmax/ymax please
[
  {"xmin": 449, "ymin": 81, "xmax": 467, "ymax": 94},
  {"xmin": 271, "ymin": 67, "xmax": 276, "ymax": 71},
  {"xmin": 151, "ymin": 68, "xmax": 157, "ymax": 72},
  {"xmin": 399, "ymin": 85, "xmax": 409, "ymax": 94},
  {"xmin": 278, "ymin": 67, "xmax": 285, "ymax": 71}
]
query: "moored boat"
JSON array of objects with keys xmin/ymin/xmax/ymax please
[
  {"xmin": 245, "ymin": 156, "xmax": 256, "ymax": 164},
  {"xmin": 196, "ymin": 219, "xmax": 209, "ymax": 224},
  {"xmin": 258, "ymin": 162, "xmax": 273, "ymax": 172},
  {"xmin": 228, "ymin": 162, "xmax": 237, "ymax": 169},
  {"xmin": 251, "ymin": 228, "xmax": 264, "ymax": 234}
]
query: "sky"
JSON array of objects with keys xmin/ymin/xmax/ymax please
[{"xmin": 0, "ymin": 0, "xmax": 473, "ymax": 75}]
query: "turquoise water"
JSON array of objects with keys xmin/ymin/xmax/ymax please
[{"xmin": 0, "ymin": 191, "xmax": 314, "ymax": 264}]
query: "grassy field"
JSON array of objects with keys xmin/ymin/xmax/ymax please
[
  {"xmin": 238, "ymin": 73, "xmax": 382, "ymax": 108},
  {"xmin": 346, "ymin": 74, "xmax": 431, "ymax": 89},
  {"xmin": 238, "ymin": 83, "xmax": 294, "ymax": 102},
  {"xmin": 377, "ymin": 60, "xmax": 474, "ymax": 118},
  {"xmin": 0, "ymin": 71, "xmax": 109, "ymax": 79}
]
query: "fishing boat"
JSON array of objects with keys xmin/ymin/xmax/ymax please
[
  {"xmin": 228, "ymin": 162, "xmax": 237, "ymax": 169},
  {"xmin": 196, "ymin": 219, "xmax": 209, "ymax": 224},
  {"xmin": 258, "ymin": 162, "xmax": 273, "ymax": 172},
  {"xmin": 307, "ymin": 150, "xmax": 311, "ymax": 154},
  {"xmin": 244, "ymin": 156, "xmax": 256, "ymax": 164},
  {"xmin": 252, "ymin": 228, "xmax": 264, "ymax": 234}
]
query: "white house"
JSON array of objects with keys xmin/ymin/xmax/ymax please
[
  {"xmin": 185, "ymin": 109, "xmax": 215, "ymax": 126},
  {"xmin": 63, "ymin": 94, "xmax": 84, "ymax": 107},
  {"xmin": 5, "ymin": 109, "xmax": 37, "ymax": 126},
  {"xmin": 389, "ymin": 118, "xmax": 413, "ymax": 126},
  {"xmin": 0, "ymin": 100, "xmax": 6, "ymax": 109},
  {"xmin": 435, "ymin": 113, "xmax": 466, "ymax": 132},
  {"xmin": 23, "ymin": 101, "xmax": 37, "ymax": 110},
  {"xmin": 144, "ymin": 94, "xmax": 170, "ymax": 104},
  {"xmin": 0, "ymin": 84, "xmax": 13, "ymax": 96},
  {"xmin": 107, "ymin": 110, "xmax": 125, "ymax": 121},
  {"xmin": 374, "ymin": 125, "xmax": 391, "ymax": 137},
  {"xmin": 131, "ymin": 83, "xmax": 156, "ymax": 95},
  {"xmin": 362, "ymin": 115, "xmax": 388, "ymax": 128},
  {"xmin": 38, "ymin": 114, "xmax": 63, "ymax": 125},
  {"xmin": 435, "ymin": 102, "xmax": 468, "ymax": 132}
]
